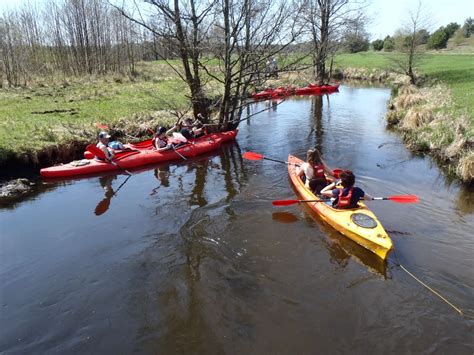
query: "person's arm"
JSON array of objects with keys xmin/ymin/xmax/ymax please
[
  {"xmin": 363, "ymin": 192, "xmax": 373, "ymax": 200},
  {"xmin": 296, "ymin": 162, "xmax": 306, "ymax": 177},
  {"xmin": 321, "ymin": 181, "xmax": 338, "ymax": 197}
]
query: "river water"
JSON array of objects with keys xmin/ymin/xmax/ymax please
[{"xmin": 1, "ymin": 85, "xmax": 473, "ymax": 353}]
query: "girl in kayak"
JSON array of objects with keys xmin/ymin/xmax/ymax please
[
  {"xmin": 297, "ymin": 149, "xmax": 332, "ymax": 194},
  {"xmin": 321, "ymin": 170, "xmax": 372, "ymax": 209},
  {"xmin": 153, "ymin": 127, "xmax": 174, "ymax": 151}
]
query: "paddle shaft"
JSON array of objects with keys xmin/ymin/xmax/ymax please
[
  {"xmin": 86, "ymin": 145, "xmax": 132, "ymax": 175},
  {"xmin": 262, "ymin": 156, "xmax": 299, "ymax": 166},
  {"xmin": 172, "ymin": 146, "xmax": 187, "ymax": 160}
]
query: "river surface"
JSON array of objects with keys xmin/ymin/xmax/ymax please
[{"xmin": 1, "ymin": 85, "xmax": 473, "ymax": 354}]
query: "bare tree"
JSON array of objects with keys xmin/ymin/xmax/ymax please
[
  {"xmin": 112, "ymin": 0, "xmax": 303, "ymax": 128},
  {"xmin": 390, "ymin": 1, "xmax": 430, "ymax": 85},
  {"xmin": 301, "ymin": 0, "xmax": 366, "ymax": 85}
]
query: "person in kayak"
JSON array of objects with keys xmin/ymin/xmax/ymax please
[
  {"xmin": 153, "ymin": 126, "xmax": 174, "ymax": 151},
  {"xmin": 96, "ymin": 131, "xmax": 114, "ymax": 161},
  {"xmin": 320, "ymin": 170, "xmax": 372, "ymax": 209},
  {"xmin": 297, "ymin": 149, "xmax": 332, "ymax": 194}
]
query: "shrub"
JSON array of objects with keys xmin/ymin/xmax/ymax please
[
  {"xmin": 462, "ymin": 17, "xmax": 473, "ymax": 37},
  {"xmin": 445, "ymin": 22, "xmax": 460, "ymax": 38},
  {"xmin": 417, "ymin": 29, "xmax": 430, "ymax": 44},
  {"xmin": 427, "ymin": 27, "xmax": 449, "ymax": 49},
  {"xmin": 372, "ymin": 39, "xmax": 384, "ymax": 51},
  {"xmin": 383, "ymin": 36, "xmax": 395, "ymax": 51}
]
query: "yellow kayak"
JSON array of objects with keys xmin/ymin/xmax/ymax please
[{"xmin": 288, "ymin": 155, "xmax": 393, "ymax": 260}]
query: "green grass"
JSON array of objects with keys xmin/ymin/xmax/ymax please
[
  {"xmin": 333, "ymin": 51, "xmax": 474, "ymax": 119},
  {"xmin": 0, "ymin": 62, "xmax": 190, "ymax": 161}
]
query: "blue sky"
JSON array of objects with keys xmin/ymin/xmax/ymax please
[{"xmin": 1, "ymin": 0, "xmax": 472, "ymax": 40}]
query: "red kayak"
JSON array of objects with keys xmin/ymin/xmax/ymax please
[
  {"xmin": 295, "ymin": 83, "xmax": 340, "ymax": 95},
  {"xmin": 252, "ymin": 88, "xmax": 275, "ymax": 100},
  {"xmin": 252, "ymin": 84, "xmax": 339, "ymax": 100},
  {"xmin": 41, "ymin": 130, "xmax": 238, "ymax": 178}
]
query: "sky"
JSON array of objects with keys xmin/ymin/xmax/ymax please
[{"xmin": 0, "ymin": 0, "xmax": 472, "ymax": 40}]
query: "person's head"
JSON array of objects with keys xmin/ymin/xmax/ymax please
[
  {"xmin": 184, "ymin": 118, "xmax": 193, "ymax": 126},
  {"xmin": 156, "ymin": 126, "xmax": 167, "ymax": 137},
  {"xmin": 306, "ymin": 149, "xmax": 322, "ymax": 164},
  {"xmin": 98, "ymin": 131, "xmax": 111, "ymax": 143},
  {"xmin": 339, "ymin": 170, "xmax": 355, "ymax": 188}
]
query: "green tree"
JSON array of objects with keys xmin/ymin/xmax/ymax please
[
  {"xmin": 417, "ymin": 29, "xmax": 430, "ymax": 44},
  {"xmin": 462, "ymin": 17, "xmax": 473, "ymax": 37},
  {"xmin": 383, "ymin": 35, "xmax": 395, "ymax": 51},
  {"xmin": 372, "ymin": 39, "xmax": 384, "ymax": 51},
  {"xmin": 445, "ymin": 22, "xmax": 460, "ymax": 38},
  {"xmin": 427, "ymin": 27, "xmax": 449, "ymax": 49}
]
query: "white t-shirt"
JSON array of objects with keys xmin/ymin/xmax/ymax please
[{"xmin": 96, "ymin": 142, "xmax": 113, "ymax": 159}]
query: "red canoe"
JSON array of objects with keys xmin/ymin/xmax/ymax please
[{"xmin": 41, "ymin": 130, "xmax": 238, "ymax": 178}]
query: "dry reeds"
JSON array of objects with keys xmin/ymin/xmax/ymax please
[
  {"xmin": 457, "ymin": 151, "xmax": 474, "ymax": 182},
  {"xmin": 401, "ymin": 107, "xmax": 434, "ymax": 129}
]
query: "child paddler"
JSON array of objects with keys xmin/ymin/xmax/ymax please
[
  {"xmin": 321, "ymin": 170, "xmax": 373, "ymax": 209},
  {"xmin": 96, "ymin": 131, "xmax": 114, "ymax": 161},
  {"xmin": 297, "ymin": 149, "xmax": 332, "ymax": 194}
]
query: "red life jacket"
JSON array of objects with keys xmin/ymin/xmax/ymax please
[
  {"xmin": 336, "ymin": 187, "xmax": 353, "ymax": 209},
  {"xmin": 310, "ymin": 163, "xmax": 326, "ymax": 180}
]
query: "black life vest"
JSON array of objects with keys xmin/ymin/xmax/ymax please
[{"xmin": 154, "ymin": 136, "xmax": 168, "ymax": 148}]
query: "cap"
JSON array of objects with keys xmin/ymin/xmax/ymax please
[
  {"xmin": 156, "ymin": 126, "xmax": 167, "ymax": 135},
  {"xmin": 99, "ymin": 131, "xmax": 111, "ymax": 139}
]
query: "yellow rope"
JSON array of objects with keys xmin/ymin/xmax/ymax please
[{"xmin": 399, "ymin": 264, "xmax": 463, "ymax": 316}]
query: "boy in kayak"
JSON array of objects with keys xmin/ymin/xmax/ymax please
[
  {"xmin": 96, "ymin": 131, "xmax": 114, "ymax": 161},
  {"xmin": 297, "ymin": 149, "xmax": 332, "ymax": 194},
  {"xmin": 320, "ymin": 170, "xmax": 372, "ymax": 209}
]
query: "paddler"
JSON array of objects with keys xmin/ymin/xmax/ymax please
[
  {"xmin": 297, "ymin": 149, "xmax": 332, "ymax": 194},
  {"xmin": 96, "ymin": 131, "xmax": 114, "ymax": 161},
  {"xmin": 153, "ymin": 126, "xmax": 174, "ymax": 151},
  {"xmin": 321, "ymin": 170, "xmax": 373, "ymax": 209}
]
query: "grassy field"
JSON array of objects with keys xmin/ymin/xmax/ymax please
[
  {"xmin": 333, "ymin": 51, "xmax": 474, "ymax": 119},
  {"xmin": 0, "ymin": 62, "xmax": 190, "ymax": 162}
]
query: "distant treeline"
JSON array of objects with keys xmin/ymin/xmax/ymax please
[{"xmin": 0, "ymin": 0, "xmax": 178, "ymax": 87}]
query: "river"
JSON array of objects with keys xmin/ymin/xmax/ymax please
[{"xmin": 1, "ymin": 85, "xmax": 473, "ymax": 353}]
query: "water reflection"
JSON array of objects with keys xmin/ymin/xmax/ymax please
[{"xmin": 94, "ymin": 175, "xmax": 131, "ymax": 216}]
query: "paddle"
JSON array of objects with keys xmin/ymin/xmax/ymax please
[
  {"xmin": 243, "ymin": 151, "xmax": 298, "ymax": 165},
  {"xmin": 171, "ymin": 145, "xmax": 187, "ymax": 160},
  {"xmin": 243, "ymin": 151, "xmax": 341, "ymax": 177},
  {"xmin": 86, "ymin": 144, "xmax": 132, "ymax": 175},
  {"xmin": 272, "ymin": 195, "xmax": 419, "ymax": 206}
]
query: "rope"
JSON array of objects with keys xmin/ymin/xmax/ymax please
[{"xmin": 390, "ymin": 250, "xmax": 464, "ymax": 316}]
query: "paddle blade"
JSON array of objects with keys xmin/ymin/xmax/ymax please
[
  {"xmin": 272, "ymin": 199, "xmax": 300, "ymax": 206},
  {"xmin": 243, "ymin": 151, "xmax": 263, "ymax": 161},
  {"xmin": 388, "ymin": 195, "xmax": 419, "ymax": 203},
  {"xmin": 86, "ymin": 144, "xmax": 106, "ymax": 159},
  {"xmin": 95, "ymin": 122, "xmax": 109, "ymax": 130}
]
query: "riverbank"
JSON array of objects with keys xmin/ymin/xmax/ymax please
[
  {"xmin": 0, "ymin": 61, "xmax": 192, "ymax": 177},
  {"xmin": 333, "ymin": 52, "xmax": 474, "ymax": 183}
]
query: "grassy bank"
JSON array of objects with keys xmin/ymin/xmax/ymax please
[
  {"xmin": 0, "ymin": 61, "xmax": 191, "ymax": 165},
  {"xmin": 333, "ymin": 51, "xmax": 473, "ymax": 182}
]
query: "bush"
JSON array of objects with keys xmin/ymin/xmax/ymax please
[
  {"xmin": 383, "ymin": 35, "xmax": 395, "ymax": 51},
  {"xmin": 427, "ymin": 27, "xmax": 449, "ymax": 49},
  {"xmin": 417, "ymin": 29, "xmax": 430, "ymax": 44},
  {"xmin": 462, "ymin": 17, "xmax": 473, "ymax": 37},
  {"xmin": 372, "ymin": 39, "xmax": 384, "ymax": 51},
  {"xmin": 445, "ymin": 22, "xmax": 460, "ymax": 38},
  {"xmin": 345, "ymin": 34, "xmax": 369, "ymax": 53}
]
